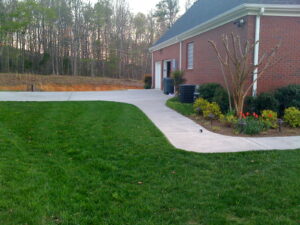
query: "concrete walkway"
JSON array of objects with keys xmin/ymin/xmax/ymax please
[{"xmin": 0, "ymin": 89, "xmax": 299, "ymax": 153}]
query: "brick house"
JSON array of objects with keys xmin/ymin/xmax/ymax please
[{"xmin": 149, "ymin": 0, "xmax": 300, "ymax": 96}]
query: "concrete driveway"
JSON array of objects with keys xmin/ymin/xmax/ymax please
[{"xmin": 0, "ymin": 89, "xmax": 299, "ymax": 153}]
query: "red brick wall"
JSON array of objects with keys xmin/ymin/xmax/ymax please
[
  {"xmin": 257, "ymin": 16, "xmax": 300, "ymax": 93},
  {"xmin": 152, "ymin": 15, "xmax": 300, "ymax": 93},
  {"xmin": 181, "ymin": 16, "xmax": 252, "ymax": 88},
  {"xmin": 152, "ymin": 16, "xmax": 253, "ymax": 90},
  {"xmin": 152, "ymin": 43, "xmax": 180, "ymax": 88}
]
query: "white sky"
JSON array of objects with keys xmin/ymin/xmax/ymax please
[
  {"xmin": 127, "ymin": 0, "xmax": 186, "ymax": 15},
  {"xmin": 89, "ymin": 0, "xmax": 187, "ymax": 15}
]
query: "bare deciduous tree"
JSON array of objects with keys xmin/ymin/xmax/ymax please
[
  {"xmin": 209, "ymin": 33, "xmax": 281, "ymax": 118},
  {"xmin": 0, "ymin": 0, "xmax": 163, "ymax": 80}
]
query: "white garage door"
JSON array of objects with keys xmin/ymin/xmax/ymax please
[{"xmin": 155, "ymin": 61, "xmax": 162, "ymax": 89}]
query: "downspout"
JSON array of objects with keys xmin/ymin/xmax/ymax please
[
  {"xmin": 179, "ymin": 41, "xmax": 182, "ymax": 70},
  {"xmin": 151, "ymin": 51, "xmax": 154, "ymax": 88},
  {"xmin": 252, "ymin": 7, "xmax": 264, "ymax": 96}
]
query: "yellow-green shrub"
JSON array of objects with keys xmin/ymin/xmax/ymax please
[
  {"xmin": 220, "ymin": 114, "xmax": 238, "ymax": 127},
  {"xmin": 193, "ymin": 98, "xmax": 209, "ymax": 114},
  {"xmin": 203, "ymin": 102, "xmax": 222, "ymax": 119},
  {"xmin": 261, "ymin": 110, "xmax": 278, "ymax": 129},
  {"xmin": 284, "ymin": 107, "xmax": 300, "ymax": 128}
]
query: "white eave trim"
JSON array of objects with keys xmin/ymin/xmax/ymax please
[{"xmin": 149, "ymin": 4, "xmax": 300, "ymax": 52}]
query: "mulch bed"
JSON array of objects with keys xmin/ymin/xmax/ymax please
[{"xmin": 189, "ymin": 114, "xmax": 300, "ymax": 137}]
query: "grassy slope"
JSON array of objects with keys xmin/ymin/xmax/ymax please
[{"xmin": 0, "ymin": 101, "xmax": 299, "ymax": 225}]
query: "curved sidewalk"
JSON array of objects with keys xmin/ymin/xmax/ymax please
[{"xmin": 0, "ymin": 89, "xmax": 299, "ymax": 153}]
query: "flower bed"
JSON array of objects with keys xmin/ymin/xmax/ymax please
[{"xmin": 167, "ymin": 97, "xmax": 300, "ymax": 137}]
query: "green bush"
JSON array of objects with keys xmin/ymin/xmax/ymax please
[
  {"xmin": 144, "ymin": 76, "xmax": 152, "ymax": 89},
  {"xmin": 220, "ymin": 112, "xmax": 238, "ymax": 127},
  {"xmin": 202, "ymin": 102, "xmax": 222, "ymax": 119},
  {"xmin": 261, "ymin": 110, "xmax": 278, "ymax": 129},
  {"xmin": 172, "ymin": 70, "xmax": 186, "ymax": 93},
  {"xmin": 235, "ymin": 117, "xmax": 266, "ymax": 135},
  {"xmin": 255, "ymin": 93, "xmax": 279, "ymax": 113},
  {"xmin": 275, "ymin": 85, "xmax": 300, "ymax": 116},
  {"xmin": 193, "ymin": 98, "xmax": 209, "ymax": 115},
  {"xmin": 284, "ymin": 107, "xmax": 300, "ymax": 128},
  {"xmin": 212, "ymin": 87, "xmax": 229, "ymax": 113},
  {"xmin": 244, "ymin": 96, "xmax": 257, "ymax": 114},
  {"xmin": 193, "ymin": 98, "xmax": 222, "ymax": 119},
  {"xmin": 198, "ymin": 83, "xmax": 221, "ymax": 101},
  {"xmin": 197, "ymin": 83, "xmax": 229, "ymax": 113},
  {"xmin": 244, "ymin": 93, "xmax": 279, "ymax": 114}
]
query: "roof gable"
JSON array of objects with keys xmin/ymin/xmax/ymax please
[{"xmin": 153, "ymin": 0, "xmax": 300, "ymax": 47}]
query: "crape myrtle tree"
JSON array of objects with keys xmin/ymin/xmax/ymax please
[{"xmin": 209, "ymin": 33, "xmax": 281, "ymax": 119}]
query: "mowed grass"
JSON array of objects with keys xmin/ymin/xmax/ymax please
[
  {"xmin": 0, "ymin": 102, "xmax": 299, "ymax": 225},
  {"xmin": 166, "ymin": 97, "xmax": 194, "ymax": 116}
]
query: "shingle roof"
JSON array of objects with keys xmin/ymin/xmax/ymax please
[{"xmin": 154, "ymin": 0, "xmax": 300, "ymax": 46}]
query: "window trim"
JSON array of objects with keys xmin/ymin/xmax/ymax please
[{"xmin": 187, "ymin": 42, "xmax": 194, "ymax": 70}]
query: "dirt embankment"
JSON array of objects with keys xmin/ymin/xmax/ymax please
[{"xmin": 0, "ymin": 73, "xmax": 143, "ymax": 91}]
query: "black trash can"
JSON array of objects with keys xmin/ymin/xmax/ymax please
[
  {"xmin": 179, "ymin": 84, "xmax": 196, "ymax": 103},
  {"xmin": 163, "ymin": 77, "xmax": 174, "ymax": 95}
]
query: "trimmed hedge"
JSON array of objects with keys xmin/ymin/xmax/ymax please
[
  {"xmin": 197, "ymin": 83, "xmax": 299, "ymax": 117},
  {"xmin": 284, "ymin": 107, "xmax": 300, "ymax": 128},
  {"xmin": 274, "ymin": 85, "xmax": 300, "ymax": 116},
  {"xmin": 255, "ymin": 93, "xmax": 279, "ymax": 113},
  {"xmin": 197, "ymin": 83, "xmax": 229, "ymax": 113},
  {"xmin": 244, "ymin": 93, "xmax": 279, "ymax": 114},
  {"xmin": 244, "ymin": 96, "xmax": 257, "ymax": 114},
  {"xmin": 244, "ymin": 85, "xmax": 300, "ymax": 116},
  {"xmin": 198, "ymin": 83, "xmax": 221, "ymax": 102}
]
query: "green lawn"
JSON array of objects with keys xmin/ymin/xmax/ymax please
[
  {"xmin": 166, "ymin": 97, "xmax": 194, "ymax": 116},
  {"xmin": 0, "ymin": 101, "xmax": 299, "ymax": 225}
]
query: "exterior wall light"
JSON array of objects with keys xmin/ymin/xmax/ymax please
[{"xmin": 234, "ymin": 18, "xmax": 246, "ymax": 27}]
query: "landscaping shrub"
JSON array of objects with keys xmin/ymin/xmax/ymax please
[
  {"xmin": 261, "ymin": 110, "xmax": 278, "ymax": 129},
  {"xmin": 198, "ymin": 83, "xmax": 221, "ymax": 101},
  {"xmin": 193, "ymin": 98, "xmax": 209, "ymax": 115},
  {"xmin": 244, "ymin": 85, "xmax": 300, "ymax": 116},
  {"xmin": 235, "ymin": 116, "xmax": 266, "ymax": 135},
  {"xmin": 172, "ymin": 70, "xmax": 185, "ymax": 93},
  {"xmin": 202, "ymin": 102, "xmax": 222, "ymax": 119},
  {"xmin": 244, "ymin": 96, "xmax": 257, "ymax": 113},
  {"xmin": 275, "ymin": 85, "xmax": 300, "ymax": 116},
  {"xmin": 197, "ymin": 83, "xmax": 229, "ymax": 113},
  {"xmin": 212, "ymin": 87, "xmax": 229, "ymax": 113},
  {"xmin": 284, "ymin": 107, "xmax": 300, "ymax": 128},
  {"xmin": 144, "ymin": 76, "xmax": 152, "ymax": 89},
  {"xmin": 255, "ymin": 93, "xmax": 279, "ymax": 113},
  {"xmin": 220, "ymin": 112, "xmax": 238, "ymax": 127},
  {"xmin": 244, "ymin": 93, "xmax": 279, "ymax": 114},
  {"xmin": 193, "ymin": 98, "xmax": 222, "ymax": 119}
]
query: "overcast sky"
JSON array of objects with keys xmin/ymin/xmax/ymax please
[
  {"xmin": 128, "ymin": 0, "xmax": 186, "ymax": 14},
  {"xmin": 89, "ymin": 0, "xmax": 187, "ymax": 15}
]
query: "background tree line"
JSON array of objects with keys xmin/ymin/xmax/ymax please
[{"xmin": 0, "ymin": 0, "xmax": 196, "ymax": 80}]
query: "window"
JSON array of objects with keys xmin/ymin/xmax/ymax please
[{"xmin": 187, "ymin": 42, "xmax": 194, "ymax": 70}]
